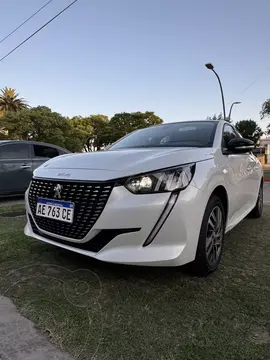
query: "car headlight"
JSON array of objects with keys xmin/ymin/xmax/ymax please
[{"xmin": 125, "ymin": 163, "xmax": 196, "ymax": 194}]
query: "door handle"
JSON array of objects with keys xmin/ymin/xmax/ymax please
[{"xmin": 20, "ymin": 165, "xmax": 31, "ymax": 169}]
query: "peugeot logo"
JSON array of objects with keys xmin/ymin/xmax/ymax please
[{"xmin": 54, "ymin": 184, "xmax": 62, "ymax": 199}]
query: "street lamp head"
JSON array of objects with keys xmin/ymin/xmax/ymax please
[
  {"xmin": 205, "ymin": 63, "xmax": 214, "ymax": 70},
  {"xmin": 234, "ymin": 101, "xmax": 241, "ymax": 105},
  {"xmin": 205, "ymin": 62, "xmax": 226, "ymax": 120}
]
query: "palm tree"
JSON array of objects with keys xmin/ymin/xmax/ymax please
[{"xmin": 0, "ymin": 87, "xmax": 29, "ymax": 114}]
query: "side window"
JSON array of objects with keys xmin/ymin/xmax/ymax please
[
  {"xmin": 222, "ymin": 124, "xmax": 239, "ymax": 149},
  {"xmin": 0, "ymin": 143, "xmax": 29, "ymax": 159},
  {"xmin": 33, "ymin": 145, "xmax": 59, "ymax": 159}
]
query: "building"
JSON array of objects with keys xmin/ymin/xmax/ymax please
[
  {"xmin": 253, "ymin": 147, "xmax": 265, "ymax": 165},
  {"xmin": 260, "ymin": 138, "xmax": 270, "ymax": 164}
]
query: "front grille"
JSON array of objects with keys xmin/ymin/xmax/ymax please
[{"xmin": 28, "ymin": 179, "xmax": 114, "ymax": 240}]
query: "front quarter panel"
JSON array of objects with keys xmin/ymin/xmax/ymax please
[
  {"xmin": 191, "ymin": 148, "xmax": 263, "ymax": 232},
  {"xmin": 191, "ymin": 155, "xmax": 233, "ymax": 224},
  {"xmin": 191, "ymin": 156, "xmax": 228, "ymax": 196}
]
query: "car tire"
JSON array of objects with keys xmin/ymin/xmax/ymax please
[
  {"xmin": 190, "ymin": 195, "xmax": 226, "ymax": 276},
  {"xmin": 248, "ymin": 182, "xmax": 263, "ymax": 219}
]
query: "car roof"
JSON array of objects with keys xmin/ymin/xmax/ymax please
[{"xmin": 0, "ymin": 140, "xmax": 70, "ymax": 152}]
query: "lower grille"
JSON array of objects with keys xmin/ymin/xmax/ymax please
[
  {"xmin": 28, "ymin": 179, "xmax": 114, "ymax": 240},
  {"xmin": 29, "ymin": 214, "xmax": 140, "ymax": 253}
]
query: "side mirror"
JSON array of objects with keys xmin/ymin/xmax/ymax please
[{"xmin": 227, "ymin": 138, "xmax": 255, "ymax": 154}]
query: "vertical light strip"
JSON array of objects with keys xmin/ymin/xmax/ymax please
[{"xmin": 143, "ymin": 192, "xmax": 179, "ymax": 247}]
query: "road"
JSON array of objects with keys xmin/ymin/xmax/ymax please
[
  {"xmin": 264, "ymin": 182, "xmax": 270, "ymax": 203},
  {"xmin": 0, "ymin": 296, "xmax": 73, "ymax": 360}
]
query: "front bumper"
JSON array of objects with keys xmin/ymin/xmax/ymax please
[{"xmin": 24, "ymin": 183, "xmax": 209, "ymax": 266}]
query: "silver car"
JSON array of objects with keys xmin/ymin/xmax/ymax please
[{"xmin": 0, "ymin": 140, "xmax": 70, "ymax": 197}]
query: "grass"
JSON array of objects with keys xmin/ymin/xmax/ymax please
[
  {"xmin": 0, "ymin": 203, "xmax": 25, "ymax": 214},
  {"xmin": 0, "ymin": 207, "xmax": 270, "ymax": 359}
]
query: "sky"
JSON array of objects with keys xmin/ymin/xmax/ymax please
[{"xmin": 1, "ymin": 0, "xmax": 270, "ymax": 131}]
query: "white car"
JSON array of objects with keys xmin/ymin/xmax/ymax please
[{"xmin": 24, "ymin": 120, "xmax": 264, "ymax": 275}]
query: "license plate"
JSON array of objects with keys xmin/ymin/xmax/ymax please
[{"xmin": 36, "ymin": 198, "xmax": 74, "ymax": 223}]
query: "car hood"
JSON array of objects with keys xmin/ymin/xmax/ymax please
[{"xmin": 35, "ymin": 147, "xmax": 214, "ymax": 181}]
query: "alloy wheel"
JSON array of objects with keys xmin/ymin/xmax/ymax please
[{"xmin": 205, "ymin": 206, "xmax": 224, "ymax": 266}]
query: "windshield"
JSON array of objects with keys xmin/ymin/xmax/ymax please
[{"xmin": 109, "ymin": 121, "xmax": 218, "ymax": 150}]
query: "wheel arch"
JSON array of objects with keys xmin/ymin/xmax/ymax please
[{"xmin": 210, "ymin": 185, "xmax": 229, "ymax": 224}]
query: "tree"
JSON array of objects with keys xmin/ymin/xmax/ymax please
[
  {"xmin": 206, "ymin": 112, "xmax": 232, "ymax": 122},
  {"xmin": 235, "ymin": 120, "xmax": 264, "ymax": 145},
  {"xmin": 0, "ymin": 127, "xmax": 7, "ymax": 140},
  {"xmin": 69, "ymin": 115, "xmax": 111, "ymax": 151},
  {"xmin": 1, "ymin": 106, "xmax": 84, "ymax": 152},
  {"xmin": 260, "ymin": 99, "xmax": 270, "ymax": 119},
  {"xmin": 88, "ymin": 115, "xmax": 111, "ymax": 151},
  {"xmin": 260, "ymin": 99, "xmax": 270, "ymax": 137},
  {"xmin": 265, "ymin": 124, "xmax": 270, "ymax": 136},
  {"xmin": 108, "ymin": 111, "xmax": 163, "ymax": 144},
  {"xmin": 69, "ymin": 116, "xmax": 93, "ymax": 152},
  {"xmin": 1, "ymin": 108, "xmax": 164, "ymax": 152},
  {"xmin": 0, "ymin": 87, "xmax": 28, "ymax": 114},
  {"xmin": 206, "ymin": 113, "xmax": 223, "ymax": 121}
]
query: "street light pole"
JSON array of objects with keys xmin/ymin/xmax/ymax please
[
  {"xmin": 205, "ymin": 63, "xmax": 226, "ymax": 121},
  {"xmin": 228, "ymin": 101, "xmax": 241, "ymax": 121}
]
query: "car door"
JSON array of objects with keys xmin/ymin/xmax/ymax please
[
  {"xmin": 221, "ymin": 124, "xmax": 254, "ymax": 222},
  {"xmin": 0, "ymin": 142, "xmax": 32, "ymax": 195},
  {"xmin": 236, "ymin": 138, "xmax": 262, "ymax": 207},
  {"xmin": 233, "ymin": 128, "xmax": 261, "ymax": 206},
  {"xmin": 31, "ymin": 144, "xmax": 60, "ymax": 172}
]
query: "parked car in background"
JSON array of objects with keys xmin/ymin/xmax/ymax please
[
  {"xmin": 24, "ymin": 120, "xmax": 263, "ymax": 275},
  {"xmin": 0, "ymin": 140, "xmax": 70, "ymax": 197}
]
